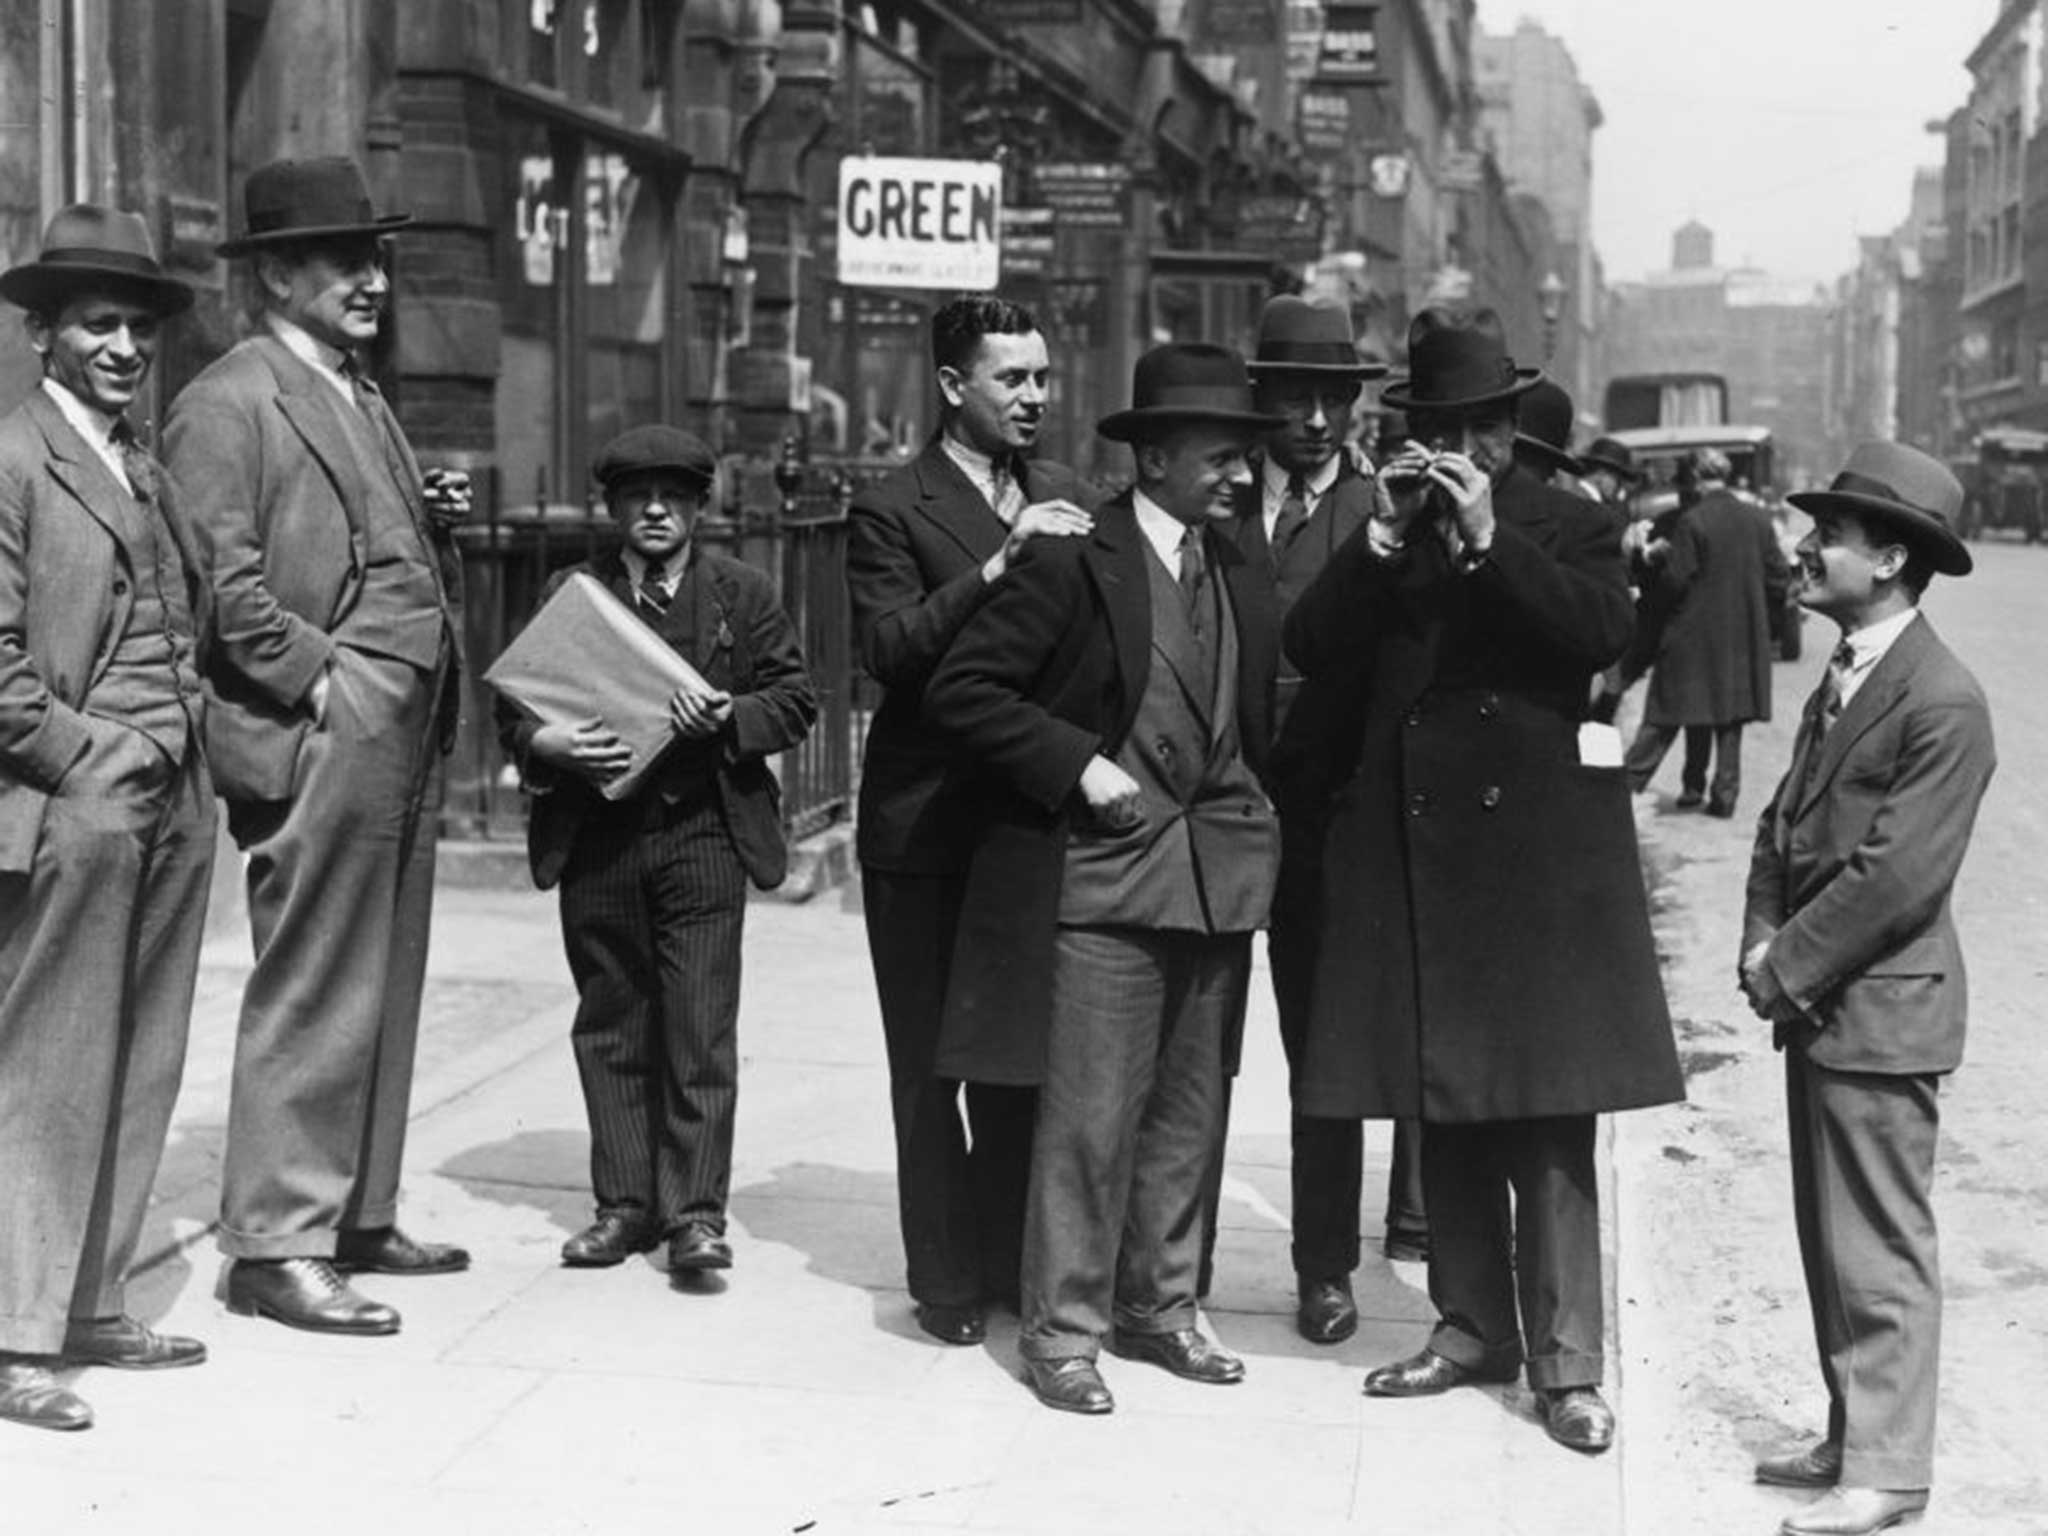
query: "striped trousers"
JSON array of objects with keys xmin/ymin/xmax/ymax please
[{"xmin": 558, "ymin": 797, "xmax": 747, "ymax": 1234}]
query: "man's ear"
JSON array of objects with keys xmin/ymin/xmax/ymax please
[{"xmin": 935, "ymin": 364, "xmax": 966, "ymax": 410}]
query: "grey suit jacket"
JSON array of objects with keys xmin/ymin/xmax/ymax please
[
  {"xmin": 1743, "ymin": 614, "xmax": 1995, "ymax": 1074},
  {"xmin": 163, "ymin": 335, "xmax": 461, "ymax": 804},
  {"xmin": 0, "ymin": 388, "xmax": 211, "ymax": 871}
]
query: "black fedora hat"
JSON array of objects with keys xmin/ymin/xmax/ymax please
[
  {"xmin": 1378, "ymin": 306, "xmax": 1542, "ymax": 414},
  {"xmin": 1788, "ymin": 441, "xmax": 1972, "ymax": 577},
  {"xmin": 1579, "ymin": 436, "xmax": 1642, "ymax": 483},
  {"xmin": 0, "ymin": 204, "xmax": 193, "ymax": 317},
  {"xmin": 1245, "ymin": 295, "xmax": 1388, "ymax": 380},
  {"xmin": 1513, "ymin": 377, "xmax": 1582, "ymax": 476},
  {"xmin": 217, "ymin": 156, "xmax": 412, "ymax": 258},
  {"xmin": 1097, "ymin": 343, "xmax": 1284, "ymax": 443}
]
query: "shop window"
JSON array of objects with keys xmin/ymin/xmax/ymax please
[
  {"xmin": 498, "ymin": 120, "xmax": 573, "ymax": 513},
  {"xmin": 584, "ymin": 150, "xmax": 669, "ymax": 453}
]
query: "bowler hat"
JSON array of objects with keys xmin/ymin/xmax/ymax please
[
  {"xmin": 1579, "ymin": 436, "xmax": 1642, "ymax": 483},
  {"xmin": 1378, "ymin": 307, "xmax": 1542, "ymax": 414},
  {"xmin": 1788, "ymin": 441, "xmax": 1972, "ymax": 577},
  {"xmin": 1512, "ymin": 378, "xmax": 1582, "ymax": 476},
  {"xmin": 1097, "ymin": 343, "xmax": 1284, "ymax": 443},
  {"xmin": 1245, "ymin": 295, "xmax": 1388, "ymax": 380},
  {"xmin": 0, "ymin": 204, "xmax": 193, "ymax": 317},
  {"xmin": 216, "ymin": 156, "xmax": 411, "ymax": 258},
  {"xmin": 593, "ymin": 425, "xmax": 718, "ymax": 490}
]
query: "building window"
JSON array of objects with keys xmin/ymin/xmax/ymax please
[{"xmin": 583, "ymin": 148, "xmax": 670, "ymax": 452}]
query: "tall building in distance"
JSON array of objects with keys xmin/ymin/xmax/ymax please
[{"xmin": 1476, "ymin": 17, "xmax": 1604, "ymax": 412}]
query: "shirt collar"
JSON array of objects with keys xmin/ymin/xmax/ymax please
[
  {"xmin": 1837, "ymin": 606, "xmax": 1918, "ymax": 671},
  {"xmin": 1261, "ymin": 454, "xmax": 1340, "ymax": 505},
  {"xmin": 41, "ymin": 376, "xmax": 125, "ymax": 457},
  {"xmin": 1132, "ymin": 487, "xmax": 1197, "ymax": 568},
  {"xmin": 266, "ymin": 313, "xmax": 359, "ymax": 403},
  {"xmin": 623, "ymin": 545, "xmax": 688, "ymax": 593}
]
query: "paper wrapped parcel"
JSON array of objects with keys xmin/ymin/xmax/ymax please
[{"xmin": 484, "ymin": 571, "xmax": 712, "ymax": 802}]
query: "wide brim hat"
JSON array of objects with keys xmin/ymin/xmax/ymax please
[
  {"xmin": 0, "ymin": 203, "xmax": 194, "ymax": 316},
  {"xmin": 1378, "ymin": 305, "xmax": 1542, "ymax": 413},
  {"xmin": 1787, "ymin": 441, "xmax": 1972, "ymax": 577},
  {"xmin": 593, "ymin": 425, "xmax": 718, "ymax": 489},
  {"xmin": 1245, "ymin": 294, "xmax": 1388, "ymax": 381},
  {"xmin": 1513, "ymin": 377, "xmax": 1581, "ymax": 475},
  {"xmin": 1098, "ymin": 342, "xmax": 1284, "ymax": 443},
  {"xmin": 1579, "ymin": 436, "xmax": 1643, "ymax": 483},
  {"xmin": 216, "ymin": 156, "xmax": 412, "ymax": 258}
]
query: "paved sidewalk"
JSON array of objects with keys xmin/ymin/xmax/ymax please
[{"xmin": 11, "ymin": 883, "xmax": 1632, "ymax": 1536}]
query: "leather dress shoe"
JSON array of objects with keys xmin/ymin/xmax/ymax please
[
  {"xmin": 1295, "ymin": 1278, "xmax": 1359, "ymax": 1345},
  {"xmin": 62, "ymin": 1315, "xmax": 206, "ymax": 1370},
  {"xmin": 0, "ymin": 1358, "xmax": 91, "ymax": 1431},
  {"xmin": 1363, "ymin": 1347, "xmax": 1519, "ymax": 1398},
  {"xmin": 1706, "ymin": 798, "xmax": 1737, "ymax": 819},
  {"xmin": 335, "ymin": 1226, "xmax": 470, "ymax": 1276},
  {"xmin": 1110, "ymin": 1327, "xmax": 1245, "ymax": 1384},
  {"xmin": 1779, "ymin": 1487, "xmax": 1929, "ymax": 1536},
  {"xmin": 914, "ymin": 1302, "xmax": 986, "ymax": 1346},
  {"xmin": 1536, "ymin": 1385, "xmax": 1615, "ymax": 1454},
  {"xmin": 1676, "ymin": 789, "xmax": 1706, "ymax": 810},
  {"xmin": 1023, "ymin": 1356, "xmax": 1113, "ymax": 1415},
  {"xmin": 225, "ymin": 1257, "xmax": 400, "ymax": 1336},
  {"xmin": 1756, "ymin": 1439, "xmax": 1844, "ymax": 1488},
  {"xmin": 667, "ymin": 1222, "xmax": 732, "ymax": 1272},
  {"xmin": 561, "ymin": 1212, "xmax": 658, "ymax": 1268}
]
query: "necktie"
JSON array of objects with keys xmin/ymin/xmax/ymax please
[
  {"xmin": 109, "ymin": 418, "xmax": 150, "ymax": 500},
  {"xmin": 1270, "ymin": 473, "xmax": 1309, "ymax": 563},
  {"xmin": 1815, "ymin": 640, "xmax": 1855, "ymax": 742},
  {"xmin": 990, "ymin": 457, "xmax": 1028, "ymax": 527},
  {"xmin": 637, "ymin": 557, "xmax": 671, "ymax": 617}
]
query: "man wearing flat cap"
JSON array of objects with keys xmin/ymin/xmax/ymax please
[
  {"xmin": 496, "ymin": 426, "xmax": 815, "ymax": 1277},
  {"xmin": 924, "ymin": 342, "xmax": 1282, "ymax": 1416},
  {"xmin": 1215, "ymin": 295, "xmax": 1430, "ymax": 1350},
  {"xmin": 0, "ymin": 206, "xmax": 213, "ymax": 1431},
  {"xmin": 1283, "ymin": 306, "xmax": 1682, "ymax": 1453},
  {"xmin": 1741, "ymin": 444, "xmax": 1993, "ymax": 1536},
  {"xmin": 165, "ymin": 155, "xmax": 471, "ymax": 1335}
]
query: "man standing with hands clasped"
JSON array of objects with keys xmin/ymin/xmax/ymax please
[
  {"xmin": 166, "ymin": 156, "xmax": 471, "ymax": 1336},
  {"xmin": 1284, "ymin": 307, "xmax": 1681, "ymax": 1455},
  {"xmin": 1741, "ymin": 443, "xmax": 1994, "ymax": 1536},
  {"xmin": 497, "ymin": 427, "xmax": 815, "ymax": 1278}
]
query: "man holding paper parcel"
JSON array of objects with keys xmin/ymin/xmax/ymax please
[{"xmin": 494, "ymin": 426, "xmax": 815, "ymax": 1278}]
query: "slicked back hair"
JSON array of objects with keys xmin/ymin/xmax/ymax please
[{"xmin": 931, "ymin": 295, "xmax": 1040, "ymax": 376}]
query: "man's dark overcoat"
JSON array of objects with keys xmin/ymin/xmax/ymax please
[
  {"xmin": 1281, "ymin": 464, "xmax": 1681, "ymax": 1122},
  {"xmin": 923, "ymin": 492, "xmax": 1279, "ymax": 1087},
  {"xmin": 1642, "ymin": 489, "xmax": 1788, "ymax": 729}
]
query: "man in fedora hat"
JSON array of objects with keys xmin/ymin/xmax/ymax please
[
  {"xmin": 496, "ymin": 426, "xmax": 815, "ymax": 1278},
  {"xmin": 1624, "ymin": 446, "xmax": 1790, "ymax": 817},
  {"xmin": 924, "ymin": 342, "xmax": 1282, "ymax": 1415},
  {"xmin": 846, "ymin": 295, "xmax": 1097, "ymax": 1347},
  {"xmin": 1215, "ymin": 294, "xmax": 1430, "ymax": 1351},
  {"xmin": 164, "ymin": 155, "xmax": 469, "ymax": 1337},
  {"xmin": 0, "ymin": 205, "xmax": 213, "ymax": 1430},
  {"xmin": 1741, "ymin": 443, "xmax": 1993, "ymax": 1536},
  {"xmin": 1578, "ymin": 436, "xmax": 1643, "ymax": 511},
  {"xmin": 1283, "ymin": 306, "xmax": 1681, "ymax": 1453},
  {"xmin": 1511, "ymin": 377, "xmax": 1585, "ymax": 488}
]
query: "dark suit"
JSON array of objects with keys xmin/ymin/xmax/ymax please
[
  {"xmin": 847, "ymin": 440, "xmax": 1093, "ymax": 1309},
  {"xmin": 165, "ymin": 331, "xmax": 461, "ymax": 1259},
  {"xmin": 1211, "ymin": 461, "xmax": 1425, "ymax": 1290},
  {"xmin": 1284, "ymin": 465, "xmax": 1682, "ymax": 1386},
  {"xmin": 0, "ymin": 387, "xmax": 214, "ymax": 1352},
  {"xmin": 1743, "ymin": 613, "xmax": 1994, "ymax": 1489},
  {"xmin": 924, "ymin": 493, "xmax": 1279, "ymax": 1359},
  {"xmin": 498, "ymin": 548, "xmax": 815, "ymax": 1235}
]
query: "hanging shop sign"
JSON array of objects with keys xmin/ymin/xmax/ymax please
[
  {"xmin": 1316, "ymin": 3, "xmax": 1380, "ymax": 83},
  {"xmin": 1237, "ymin": 194, "xmax": 1326, "ymax": 263},
  {"xmin": 1033, "ymin": 162, "xmax": 1132, "ymax": 229},
  {"xmin": 837, "ymin": 156, "xmax": 1003, "ymax": 291},
  {"xmin": 1297, "ymin": 90, "xmax": 1351, "ymax": 153},
  {"xmin": 1001, "ymin": 206, "xmax": 1057, "ymax": 277},
  {"xmin": 1367, "ymin": 152, "xmax": 1411, "ymax": 199}
]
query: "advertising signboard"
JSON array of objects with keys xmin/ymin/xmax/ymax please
[
  {"xmin": 837, "ymin": 156, "xmax": 1003, "ymax": 290},
  {"xmin": 1315, "ymin": 3, "xmax": 1379, "ymax": 82},
  {"xmin": 1001, "ymin": 205, "xmax": 1056, "ymax": 277},
  {"xmin": 1033, "ymin": 162, "xmax": 1132, "ymax": 229}
]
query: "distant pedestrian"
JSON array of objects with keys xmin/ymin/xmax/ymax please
[
  {"xmin": 1625, "ymin": 447, "xmax": 1790, "ymax": 816},
  {"xmin": 0, "ymin": 206, "xmax": 213, "ymax": 1432},
  {"xmin": 846, "ymin": 296, "xmax": 1096, "ymax": 1347},
  {"xmin": 496, "ymin": 427, "xmax": 816, "ymax": 1278},
  {"xmin": 166, "ymin": 156, "xmax": 471, "ymax": 1336},
  {"xmin": 1221, "ymin": 295, "xmax": 1429, "ymax": 1357},
  {"xmin": 925, "ymin": 343, "xmax": 1282, "ymax": 1416},
  {"xmin": 1285, "ymin": 307, "xmax": 1681, "ymax": 1455},
  {"xmin": 1741, "ymin": 443, "xmax": 1993, "ymax": 1536},
  {"xmin": 1579, "ymin": 436, "xmax": 1644, "ymax": 513},
  {"xmin": 1510, "ymin": 377, "xmax": 1585, "ymax": 488}
]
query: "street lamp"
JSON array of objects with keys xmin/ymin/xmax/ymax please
[{"xmin": 1537, "ymin": 270, "xmax": 1567, "ymax": 363}]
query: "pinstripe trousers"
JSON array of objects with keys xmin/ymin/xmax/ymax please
[{"xmin": 558, "ymin": 797, "xmax": 747, "ymax": 1235}]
